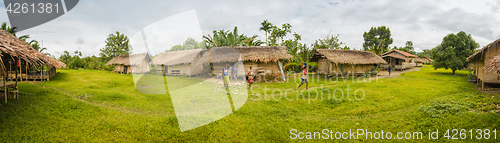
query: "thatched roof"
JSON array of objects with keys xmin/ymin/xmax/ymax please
[
  {"xmin": 422, "ymin": 57, "xmax": 433, "ymax": 62},
  {"xmin": 151, "ymin": 49, "xmax": 202, "ymax": 66},
  {"xmin": 105, "ymin": 53, "xmax": 150, "ymax": 66},
  {"xmin": 415, "ymin": 58, "xmax": 425, "ymax": 63},
  {"xmin": 0, "ymin": 29, "xmax": 66, "ymax": 69},
  {"xmin": 467, "ymin": 38, "xmax": 500, "ymax": 62},
  {"xmin": 383, "ymin": 54, "xmax": 408, "ymax": 60},
  {"xmin": 484, "ymin": 54, "xmax": 500, "ymax": 73},
  {"xmin": 196, "ymin": 46, "xmax": 292, "ymax": 66},
  {"xmin": 382, "ymin": 49, "xmax": 418, "ymax": 58},
  {"xmin": 310, "ymin": 49, "xmax": 387, "ymax": 65}
]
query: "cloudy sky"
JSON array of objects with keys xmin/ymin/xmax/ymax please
[{"xmin": 0, "ymin": 0, "xmax": 499, "ymax": 57}]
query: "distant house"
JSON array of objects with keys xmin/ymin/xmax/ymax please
[
  {"xmin": 106, "ymin": 53, "xmax": 151, "ymax": 74},
  {"xmin": 151, "ymin": 49, "xmax": 204, "ymax": 76},
  {"xmin": 196, "ymin": 46, "xmax": 292, "ymax": 81},
  {"xmin": 467, "ymin": 38, "xmax": 500, "ymax": 90},
  {"xmin": 421, "ymin": 57, "xmax": 433, "ymax": 64},
  {"xmin": 415, "ymin": 58, "xmax": 425, "ymax": 67},
  {"xmin": 310, "ymin": 49, "xmax": 387, "ymax": 76},
  {"xmin": 381, "ymin": 49, "xmax": 418, "ymax": 71}
]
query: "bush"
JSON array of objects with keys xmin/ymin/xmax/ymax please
[{"xmin": 419, "ymin": 99, "xmax": 475, "ymax": 118}]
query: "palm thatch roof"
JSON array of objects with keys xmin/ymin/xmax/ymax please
[
  {"xmin": 310, "ymin": 49, "xmax": 387, "ymax": 65},
  {"xmin": 467, "ymin": 38, "xmax": 500, "ymax": 62},
  {"xmin": 0, "ymin": 29, "xmax": 66, "ymax": 69},
  {"xmin": 105, "ymin": 53, "xmax": 150, "ymax": 66},
  {"xmin": 196, "ymin": 46, "xmax": 292, "ymax": 66},
  {"xmin": 415, "ymin": 58, "xmax": 425, "ymax": 63},
  {"xmin": 484, "ymin": 54, "xmax": 500, "ymax": 73},
  {"xmin": 422, "ymin": 57, "xmax": 433, "ymax": 62},
  {"xmin": 151, "ymin": 49, "xmax": 203, "ymax": 66}
]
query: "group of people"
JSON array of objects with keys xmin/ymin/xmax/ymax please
[{"xmin": 221, "ymin": 62, "xmax": 310, "ymax": 93}]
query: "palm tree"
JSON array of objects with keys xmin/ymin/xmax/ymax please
[
  {"xmin": 259, "ymin": 20, "xmax": 272, "ymax": 45},
  {"xmin": 1, "ymin": 22, "xmax": 17, "ymax": 36}
]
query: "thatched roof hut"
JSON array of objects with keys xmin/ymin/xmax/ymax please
[
  {"xmin": 105, "ymin": 53, "xmax": 150, "ymax": 66},
  {"xmin": 0, "ymin": 29, "xmax": 66, "ymax": 69},
  {"xmin": 310, "ymin": 49, "xmax": 386, "ymax": 76},
  {"xmin": 151, "ymin": 49, "xmax": 204, "ymax": 76},
  {"xmin": 106, "ymin": 53, "xmax": 151, "ymax": 74},
  {"xmin": 381, "ymin": 49, "xmax": 418, "ymax": 70},
  {"xmin": 310, "ymin": 49, "xmax": 387, "ymax": 65},
  {"xmin": 151, "ymin": 49, "xmax": 203, "ymax": 66},
  {"xmin": 196, "ymin": 46, "xmax": 292, "ymax": 66},
  {"xmin": 196, "ymin": 46, "xmax": 292, "ymax": 79}
]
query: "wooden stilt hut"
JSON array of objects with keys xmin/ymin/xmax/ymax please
[
  {"xmin": 0, "ymin": 29, "xmax": 66, "ymax": 103},
  {"xmin": 467, "ymin": 38, "xmax": 500, "ymax": 90}
]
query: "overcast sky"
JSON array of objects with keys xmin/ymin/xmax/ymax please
[{"xmin": 0, "ymin": 0, "xmax": 499, "ymax": 57}]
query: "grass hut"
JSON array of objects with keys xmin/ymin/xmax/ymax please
[
  {"xmin": 381, "ymin": 49, "xmax": 418, "ymax": 71},
  {"xmin": 310, "ymin": 49, "xmax": 387, "ymax": 76},
  {"xmin": 106, "ymin": 53, "xmax": 151, "ymax": 74},
  {"xmin": 467, "ymin": 38, "xmax": 500, "ymax": 90},
  {"xmin": 151, "ymin": 49, "xmax": 203, "ymax": 76},
  {"xmin": 196, "ymin": 46, "xmax": 292, "ymax": 81},
  {"xmin": 0, "ymin": 29, "xmax": 66, "ymax": 103},
  {"xmin": 415, "ymin": 58, "xmax": 425, "ymax": 67}
]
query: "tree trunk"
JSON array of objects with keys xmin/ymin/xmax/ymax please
[{"xmin": 452, "ymin": 70, "xmax": 456, "ymax": 75}]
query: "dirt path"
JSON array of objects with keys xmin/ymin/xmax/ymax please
[{"xmin": 376, "ymin": 67, "xmax": 421, "ymax": 78}]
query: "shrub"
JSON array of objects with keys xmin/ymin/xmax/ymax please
[{"xmin": 419, "ymin": 99, "xmax": 475, "ymax": 118}]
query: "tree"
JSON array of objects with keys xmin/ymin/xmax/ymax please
[
  {"xmin": 362, "ymin": 26, "xmax": 393, "ymax": 55},
  {"xmin": 311, "ymin": 35, "xmax": 345, "ymax": 49},
  {"xmin": 59, "ymin": 50, "xmax": 72, "ymax": 64},
  {"xmin": 431, "ymin": 31, "xmax": 478, "ymax": 74},
  {"xmin": 99, "ymin": 31, "xmax": 132, "ymax": 62},
  {"xmin": 167, "ymin": 38, "xmax": 206, "ymax": 52},
  {"xmin": 417, "ymin": 49, "xmax": 432, "ymax": 58},
  {"xmin": 1, "ymin": 22, "xmax": 17, "ymax": 36},
  {"xmin": 259, "ymin": 19, "xmax": 273, "ymax": 45}
]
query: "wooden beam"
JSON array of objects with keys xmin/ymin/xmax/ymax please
[{"xmin": 15, "ymin": 58, "xmax": 18, "ymax": 99}]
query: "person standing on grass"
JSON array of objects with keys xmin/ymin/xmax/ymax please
[
  {"xmin": 222, "ymin": 64, "xmax": 231, "ymax": 92},
  {"xmin": 247, "ymin": 65, "xmax": 254, "ymax": 89},
  {"xmin": 296, "ymin": 63, "xmax": 308, "ymax": 90},
  {"xmin": 232, "ymin": 65, "xmax": 238, "ymax": 80},
  {"xmin": 388, "ymin": 64, "xmax": 392, "ymax": 76}
]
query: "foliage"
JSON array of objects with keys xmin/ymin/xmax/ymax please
[
  {"xmin": 168, "ymin": 37, "xmax": 206, "ymax": 51},
  {"xmin": 99, "ymin": 31, "xmax": 132, "ymax": 62},
  {"xmin": 59, "ymin": 50, "xmax": 113, "ymax": 70},
  {"xmin": 203, "ymin": 26, "xmax": 262, "ymax": 48},
  {"xmin": 259, "ymin": 19, "xmax": 273, "ymax": 45},
  {"xmin": 311, "ymin": 35, "xmax": 349, "ymax": 50},
  {"xmin": 268, "ymin": 23, "xmax": 292, "ymax": 46},
  {"xmin": 417, "ymin": 49, "xmax": 433, "ymax": 58},
  {"xmin": 362, "ymin": 26, "xmax": 393, "ymax": 55},
  {"xmin": 392, "ymin": 41, "xmax": 415, "ymax": 55},
  {"xmin": 431, "ymin": 31, "xmax": 478, "ymax": 74}
]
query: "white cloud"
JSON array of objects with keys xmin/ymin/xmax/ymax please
[{"xmin": 0, "ymin": 0, "xmax": 496, "ymax": 57}]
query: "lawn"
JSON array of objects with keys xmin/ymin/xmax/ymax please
[{"xmin": 0, "ymin": 65, "xmax": 499, "ymax": 142}]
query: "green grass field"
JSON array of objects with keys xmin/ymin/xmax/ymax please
[{"xmin": 0, "ymin": 65, "xmax": 499, "ymax": 142}]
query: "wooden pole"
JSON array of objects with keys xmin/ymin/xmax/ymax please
[
  {"xmin": 25, "ymin": 60, "xmax": 27, "ymax": 81},
  {"xmin": 40, "ymin": 65, "xmax": 43, "ymax": 82},
  {"xmin": 4, "ymin": 71, "xmax": 6, "ymax": 103},
  {"xmin": 15, "ymin": 58, "xmax": 18, "ymax": 99},
  {"xmin": 162, "ymin": 65, "xmax": 165, "ymax": 76}
]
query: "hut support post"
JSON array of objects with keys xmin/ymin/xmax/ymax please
[
  {"xmin": 25, "ymin": 61, "xmax": 27, "ymax": 81},
  {"xmin": 41, "ymin": 65, "xmax": 43, "ymax": 82},
  {"xmin": 162, "ymin": 65, "xmax": 165, "ymax": 76},
  {"xmin": 4, "ymin": 71, "xmax": 6, "ymax": 103},
  {"xmin": 15, "ymin": 58, "xmax": 18, "ymax": 99}
]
